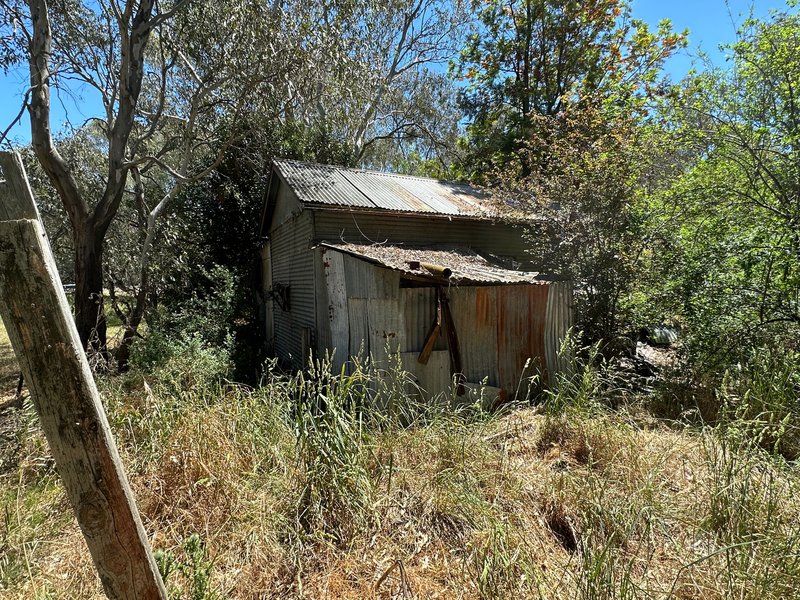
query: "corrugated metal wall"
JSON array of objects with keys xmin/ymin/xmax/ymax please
[
  {"xmin": 399, "ymin": 287, "xmax": 447, "ymax": 353},
  {"xmin": 321, "ymin": 249, "xmax": 402, "ymax": 372},
  {"xmin": 449, "ymin": 286, "xmax": 499, "ymax": 387},
  {"xmin": 318, "ymin": 249, "xmax": 573, "ymax": 401},
  {"xmin": 269, "ymin": 211, "xmax": 316, "ymax": 369},
  {"xmin": 544, "ymin": 281, "xmax": 574, "ymax": 376},
  {"xmin": 314, "ymin": 211, "xmax": 536, "ymax": 268},
  {"xmin": 271, "ymin": 179, "xmax": 303, "ymax": 228}
]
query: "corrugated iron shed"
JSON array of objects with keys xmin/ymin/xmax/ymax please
[
  {"xmin": 319, "ymin": 241, "xmax": 551, "ymax": 285},
  {"xmin": 273, "ymin": 159, "xmax": 503, "ymax": 218}
]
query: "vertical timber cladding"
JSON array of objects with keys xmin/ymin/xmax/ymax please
[{"xmin": 269, "ymin": 211, "xmax": 316, "ymax": 369}]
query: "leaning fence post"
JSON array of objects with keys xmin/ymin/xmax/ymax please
[{"xmin": 0, "ymin": 151, "xmax": 167, "ymax": 599}]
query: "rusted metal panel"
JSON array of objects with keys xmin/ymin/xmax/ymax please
[
  {"xmin": 449, "ymin": 287, "xmax": 498, "ymax": 387},
  {"xmin": 341, "ymin": 169, "xmax": 435, "ymax": 213},
  {"xmin": 321, "ymin": 250, "xmax": 402, "ymax": 371},
  {"xmin": 273, "ymin": 159, "xmax": 501, "ymax": 217},
  {"xmin": 528, "ymin": 284, "xmax": 549, "ymax": 377},
  {"xmin": 495, "ymin": 285, "xmax": 549, "ymax": 399},
  {"xmin": 314, "ymin": 246, "xmax": 331, "ymax": 358},
  {"xmin": 275, "ymin": 160, "xmax": 374, "ymax": 208},
  {"xmin": 319, "ymin": 241, "xmax": 547, "ymax": 285},
  {"xmin": 392, "ymin": 176, "xmax": 488, "ymax": 216},
  {"xmin": 374, "ymin": 264, "xmax": 400, "ymax": 300},
  {"xmin": 342, "ymin": 252, "xmax": 377, "ymax": 298}
]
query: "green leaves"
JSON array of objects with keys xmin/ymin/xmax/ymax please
[
  {"xmin": 646, "ymin": 7, "xmax": 800, "ymax": 369},
  {"xmin": 454, "ymin": 0, "xmax": 686, "ymax": 179}
]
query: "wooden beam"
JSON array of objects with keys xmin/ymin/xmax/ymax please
[
  {"xmin": 0, "ymin": 153, "xmax": 40, "ymax": 220},
  {"xmin": 417, "ymin": 291, "xmax": 442, "ymax": 365},
  {"xmin": 0, "ymin": 152, "xmax": 167, "ymax": 600},
  {"xmin": 440, "ymin": 289, "xmax": 465, "ymax": 396}
]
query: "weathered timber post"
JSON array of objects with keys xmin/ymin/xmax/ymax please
[{"xmin": 0, "ymin": 152, "xmax": 167, "ymax": 599}]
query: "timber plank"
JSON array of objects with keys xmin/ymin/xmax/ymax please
[{"xmin": 0, "ymin": 152, "xmax": 166, "ymax": 600}]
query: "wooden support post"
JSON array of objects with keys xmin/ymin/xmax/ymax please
[
  {"xmin": 439, "ymin": 288, "xmax": 465, "ymax": 397},
  {"xmin": 417, "ymin": 291, "xmax": 442, "ymax": 366},
  {"xmin": 0, "ymin": 152, "xmax": 167, "ymax": 599}
]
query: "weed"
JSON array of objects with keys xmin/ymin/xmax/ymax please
[{"xmin": 156, "ymin": 533, "xmax": 219, "ymax": 600}]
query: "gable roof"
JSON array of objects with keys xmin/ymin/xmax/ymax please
[{"xmin": 271, "ymin": 159, "xmax": 501, "ymax": 218}]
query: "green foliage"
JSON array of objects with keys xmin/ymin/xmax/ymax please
[
  {"xmin": 641, "ymin": 7, "xmax": 800, "ymax": 370},
  {"xmin": 4, "ymin": 330, "xmax": 800, "ymax": 597},
  {"xmin": 718, "ymin": 349, "xmax": 800, "ymax": 460},
  {"xmin": 454, "ymin": 0, "xmax": 685, "ymax": 179},
  {"xmin": 129, "ymin": 332, "xmax": 232, "ymax": 395},
  {"xmin": 455, "ymin": 0, "xmax": 684, "ymax": 341},
  {"xmin": 543, "ymin": 334, "xmax": 606, "ymax": 415},
  {"xmin": 292, "ymin": 361, "xmax": 377, "ymax": 546},
  {"xmin": 695, "ymin": 433, "xmax": 800, "ymax": 599},
  {"xmin": 156, "ymin": 533, "xmax": 219, "ymax": 600}
]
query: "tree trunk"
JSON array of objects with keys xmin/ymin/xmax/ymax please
[
  {"xmin": 74, "ymin": 226, "xmax": 107, "ymax": 357},
  {"xmin": 114, "ymin": 286, "xmax": 147, "ymax": 372}
]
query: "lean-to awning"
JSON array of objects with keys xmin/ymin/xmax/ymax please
[{"xmin": 318, "ymin": 241, "xmax": 554, "ymax": 285}]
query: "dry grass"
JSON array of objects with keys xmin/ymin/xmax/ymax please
[
  {"xmin": 1, "ymin": 344, "xmax": 799, "ymax": 599},
  {"xmin": 0, "ymin": 318, "xmax": 19, "ymax": 403}
]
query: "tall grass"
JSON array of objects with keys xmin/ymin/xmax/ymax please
[
  {"xmin": 1, "ymin": 337, "xmax": 800, "ymax": 598},
  {"xmin": 718, "ymin": 348, "xmax": 800, "ymax": 460}
]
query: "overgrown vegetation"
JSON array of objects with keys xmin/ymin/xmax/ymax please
[
  {"xmin": 2, "ymin": 0, "xmax": 799, "ymax": 597},
  {"xmin": 2, "ymin": 331, "xmax": 799, "ymax": 599}
]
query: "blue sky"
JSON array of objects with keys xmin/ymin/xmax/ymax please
[
  {"xmin": 632, "ymin": 0, "xmax": 790, "ymax": 76},
  {"xmin": 0, "ymin": 0, "xmax": 793, "ymax": 146}
]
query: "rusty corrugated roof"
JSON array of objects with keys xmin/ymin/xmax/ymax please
[
  {"xmin": 275, "ymin": 160, "xmax": 374, "ymax": 208},
  {"xmin": 274, "ymin": 159, "xmax": 501, "ymax": 217},
  {"xmin": 319, "ymin": 241, "xmax": 550, "ymax": 285}
]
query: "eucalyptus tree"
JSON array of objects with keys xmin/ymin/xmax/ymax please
[
  {"xmin": 454, "ymin": 0, "xmax": 685, "ymax": 179},
  {"xmin": 0, "ymin": 0, "xmax": 466, "ymax": 368},
  {"xmin": 286, "ymin": 0, "xmax": 466, "ymax": 166},
  {"xmin": 454, "ymin": 0, "xmax": 686, "ymax": 340},
  {"xmin": 0, "ymin": 0, "xmax": 290, "ymax": 360}
]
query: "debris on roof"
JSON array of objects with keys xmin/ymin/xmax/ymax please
[{"xmin": 319, "ymin": 241, "xmax": 552, "ymax": 285}]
